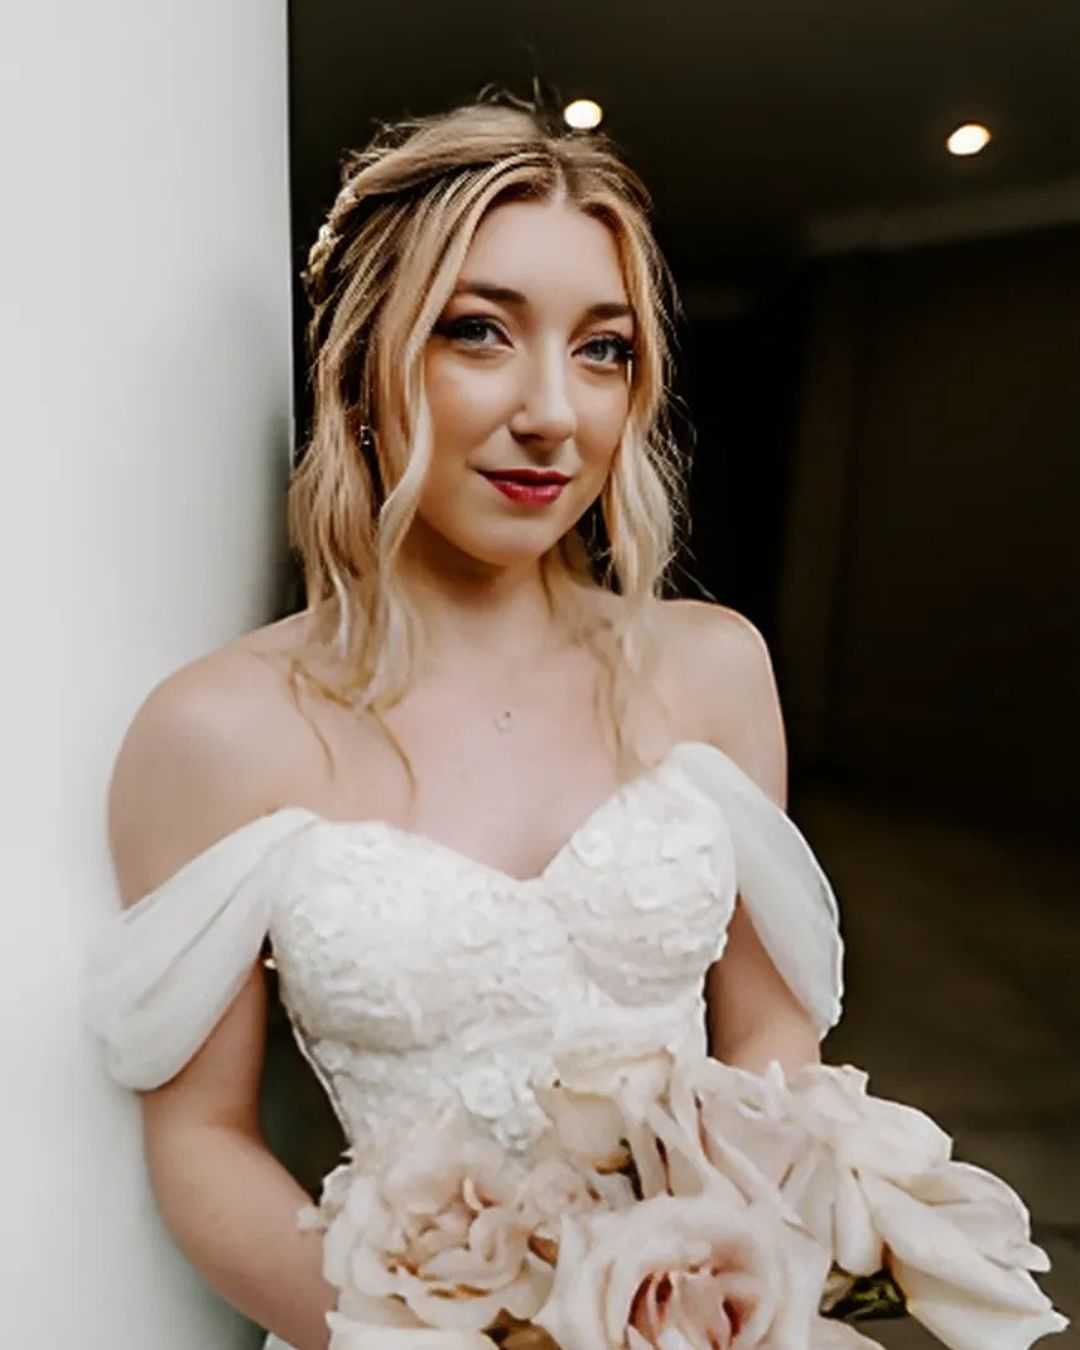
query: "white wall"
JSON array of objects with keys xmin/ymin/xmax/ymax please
[{"xmin": 2, "ymin": 3, "xmax": 292, "ymax": 1345}]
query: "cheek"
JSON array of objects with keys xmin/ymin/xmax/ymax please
[
  {"xmin": 425, "ymin": 359, "xmax": 508, "ymax": 448},
  {"xmin": 579, "ymin": 383, "xmax": 631, "ymax": 465}
]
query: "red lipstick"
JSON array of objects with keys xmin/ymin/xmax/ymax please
[{"xmin": 478, "ymin": 467, "xmax": 570, "ymax": 506}]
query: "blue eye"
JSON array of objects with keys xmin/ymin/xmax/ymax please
[
  {"xmin": 433, "ymin": 316, "xmax": 634, "ymax": 369},
  {"xmin": 580, "ymin": 335, "xmax": 635, "ymax": 367},
  {"xmin": 436, "ymin": 316, "xmax": 505, "ymax": 346}
]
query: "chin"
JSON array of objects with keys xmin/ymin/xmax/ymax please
[
  {"xmin": 464, "ymin": 538, "xmax": 565, "ymax": 570},
  {"xmin": 412, "ymin": 494, "xmax": 591, "ymax": 570},
  {"xmin": 451, "ymin": 522, "xmax": 575, "ymax": 570}
]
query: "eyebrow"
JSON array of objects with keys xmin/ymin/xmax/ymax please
[{"xmin": 452, "ymin": 280, "xmax": 634, "ymax": 324}]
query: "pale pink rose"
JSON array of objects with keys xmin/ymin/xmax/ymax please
[
  {"xmin": 537, "ymin": 1043, "xmax": 676, "ymax": 1110},
  {"xmin": 512, "ymin": 1153, "xmax": 636, "ymax": 1246},
  {"xmin": 532, "ymin": 1185, "xmax": 832, "ymax": 1350},
  {"xmin": 686, "ymin": 1059, "xmax": 1069, "ymax": 1350},
  {"xmin": 303, "ymin": 1104, "xmax": 553, "ymax": 1335},
  {"xmin": 532, "ymin": 1079, "xmax": 834, "ymax": 1350},
  {"xmin": 861, "ymin": 1170, "xmax": 1069, "ymax": 1350},
  {"xmin": 688, "ymin": 1059, "xmax": 951, "ymax": 1273},
  {"xmin": 897, "ymin": 1160, "xmax": 1052, "ymax": 1273},
  {"xmin": 534, "ymin": 1042, "xmax": 782, "ymax": 1209},
  {"xmin": 688, "ymin": 1058, "xmax": 819, "ymax": 1191},
  {"xmin": 785, "ymin": 1063, "xmax": 955, "ymax": 1177},
  {"xmin": 326, "ymin": 1322, "xmax": 494, "ymax": 1350},
  {"xmin": 531, "ymin": 1048, "xmax": 674, "ymax": 1162}
]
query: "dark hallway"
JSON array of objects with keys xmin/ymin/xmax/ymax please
[{"xmin": 795, "ymin": 783, "xmax": 1080, "ymax": 1341}]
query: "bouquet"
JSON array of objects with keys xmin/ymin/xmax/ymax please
[{"xmin": 298, "ymin": 1048, "xmax": 1068, "ymax": 1350}]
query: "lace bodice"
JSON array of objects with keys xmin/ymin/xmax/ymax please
[{"xmin": 83, "ymin": 741, "xmax": 844, "ymax": 1165}]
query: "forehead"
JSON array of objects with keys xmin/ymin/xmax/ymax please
[{"xmin": 460, "ymin": 198, "xmax": 627, "ymax": 303}]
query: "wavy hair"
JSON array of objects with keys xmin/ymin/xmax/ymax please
[{"xmin": 285, "ymin": 94, "xmax": 690, "ymax": 789}]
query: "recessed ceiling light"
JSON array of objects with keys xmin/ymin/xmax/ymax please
[
  {"xmin": 947, "ymin": 123, "xmax": 992, "ymax": 157},
  {"xmin": 564, "ymin": 99, "xmax": 603, "ymax": 131}
]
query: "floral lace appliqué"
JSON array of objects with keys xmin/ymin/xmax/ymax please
[{"xmin": 267, "ymin": 765, "xmax": 737, "ymax": 1167}]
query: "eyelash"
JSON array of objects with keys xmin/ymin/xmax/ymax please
[{"xmin": 435, "ymin": 316, "xmax": 635, "ymax": 368}]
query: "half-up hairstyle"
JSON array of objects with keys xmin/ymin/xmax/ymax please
[{"xmin": 285, "ymin": 94, "xmax": 689, "ymax": 789}]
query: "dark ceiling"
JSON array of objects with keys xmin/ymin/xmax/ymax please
[{"xmin": 288, "ymin": 1, "xmax": 1080, "ymax": 298}]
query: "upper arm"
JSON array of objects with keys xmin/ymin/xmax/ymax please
[
  {"xmin": 675, "ymin": 600, "xmax": 788, "ymax": 810},
  {"xmin": 107, "ymin": 654, "xmax": 283, "ymax": 1132},
  {"xmin": 673, "ymin": 602, "xmax": 818, "ymax": 1065}
]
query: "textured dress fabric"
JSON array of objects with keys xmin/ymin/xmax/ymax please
[{"xmin": 83, "ymin": 740, "xmax": 845, "ymax": 1349}]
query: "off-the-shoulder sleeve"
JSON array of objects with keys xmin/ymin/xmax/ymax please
[
  {"xmin": 671, "ymin": 741, "xmax": 844, "ymax": 1037},
  {"xmin": 83, "ymin": 808, "xmax": 318, "ymax": 1091}
]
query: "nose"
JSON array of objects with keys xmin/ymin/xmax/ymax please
[{"xmin": 508, "ymin": 341, "xmax": 577, "ymax": 449}]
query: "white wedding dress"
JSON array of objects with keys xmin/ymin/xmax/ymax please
[{"xmin": 83, "ymin": 740, "xmax": 845, "ymax": 1350}]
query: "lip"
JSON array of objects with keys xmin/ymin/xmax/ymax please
[
  {"xmin": 477, "ymin": 468, "xmax": 572, "ymax": 485},
  {"xmin": 478, "ymin": 469, "xmax": 569, "ymax": 506}
]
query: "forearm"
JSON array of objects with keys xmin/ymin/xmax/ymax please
[
  {"xmin": 145, "ymin": 1120, "xmax": 337, "ymax": 1350},
  {"xmin": 711, "ymin": 1016, "xmax": 821, "ymax": 1078}
]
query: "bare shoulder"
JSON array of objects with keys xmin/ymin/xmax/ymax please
[
  {"xmin": 658, "ymin": 597, "xmax": 771, "ymax": 669},
  {"xmin": 657, "ymin": 598, "xmax": 788, "ymax": 808},
  {"xmin": 107, "ymin": 617, "xmax": 309, "ymax": 906}
]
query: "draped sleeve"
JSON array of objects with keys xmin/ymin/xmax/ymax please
[
  {"xmin": 671, "ymin": 741, "xmax": 845, "ymax": 1037},
  {"xmin": 82, "ymin": 807, "xmax": 318, "ymax": 1091}
]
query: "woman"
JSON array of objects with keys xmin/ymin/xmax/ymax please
[{"xmin": 85, "ymin": 99, "xmax": 845, "ymax": 1348}]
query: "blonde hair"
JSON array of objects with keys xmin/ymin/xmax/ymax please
[{"xmin": 285, "ymin": 94, "xmax": 689, "ymax": 789}]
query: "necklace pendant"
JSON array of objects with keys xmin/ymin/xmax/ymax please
[{"xmin": 494, "ymin": 709, "xmax": 514, "ymax": 733}]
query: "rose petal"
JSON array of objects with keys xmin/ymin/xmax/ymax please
[
  {"xmin": 790, "ymin": 1067, "xmax": 953, "ymax": 1179},
  {"xmin": 587, "ymin": 1168, "xmax": 638, "ymax": 1211},
  {"xmin": 902, "ymin": 1162, "xmax": 1050, "ymax": 1272},
  {"xmin": 334, "ymin": 1290, "xmax": 425, "ymax": 1327},
  {"xmin": 655, "ymin": 1325, "xmax": 706, "ymax": 1350},
  {"xmin": 760, "ymin": 1220, "xmax": 834, "ymax": 1347},
  {"xmin": 693, "ymin": 1064, "xmax": 809, "ymax": 1192},
  {"xmin": 842, "ymin": 1095, "xmax": 952, "ymax": 1177},
  {"xmin": 782, "ymin": 1148, "xmax": 838, "ymax": 1253},
  {"xmin": 533, "ymin": 1163, "xmax": 830, "ymax": 1350},
  {"xmin": 534, "ymin": 1213, "xmax": 609, "ymax": 1347},
  {"xmin": 890, "ymin": 1256, "xmax": 1070, "ymax": 1350},
  {"xmin": 671, "ymin": 1268, "xmax": 736, "ymax": 1349},
  {"xmin": 544, "ymin": 1046, "xmax": 673, "ymax": 1107},
  {"xmin": 396, "ymin": 1259, "xmax": 550, "ymax": 1330},
  {"xmin": 327, "ymin": 1319, "xmax": 494, "ymax": 1350},
  {"xmin": 601, "ymin": 1205, "xmax": 718, "ymax": 1340},
  {"xmin": 861, "ymin": 1173, "xmax": 1055, "ymax": 1314},
  {"xmin": 625, "ymin": 1118, "xmax": 673, "ymax": 1200},
  {"xmin": 832, "ymin": 1164, "xmax": 883, "ymax": 1276},
  {"xmin": 419, "ymin": 1211, "xmax": 530, "ymax": 1288},
  {"xmin": 641, "ymin": 1091, "xmax": 755, "ymax": 1209},
  {"xmin": 533, "ymin": 1083, "xmax": 627, "ymax": 1164}
]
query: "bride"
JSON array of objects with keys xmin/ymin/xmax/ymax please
[{"xmin": 86, "ymin": 96, "xmax": 857, "ymax": 1349}]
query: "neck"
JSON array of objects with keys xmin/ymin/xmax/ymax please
[{"xmin": 396, "ymin": 523, "xmax": 576, "ymax": 673}]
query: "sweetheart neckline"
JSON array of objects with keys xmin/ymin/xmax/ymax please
[
  {"xmin": 121, "ymin": 739, "xmax": 755, "ymax": 911},
  {"xmin": 274, "ymin": 738, "xmax": 733, "ymax": 888}
]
